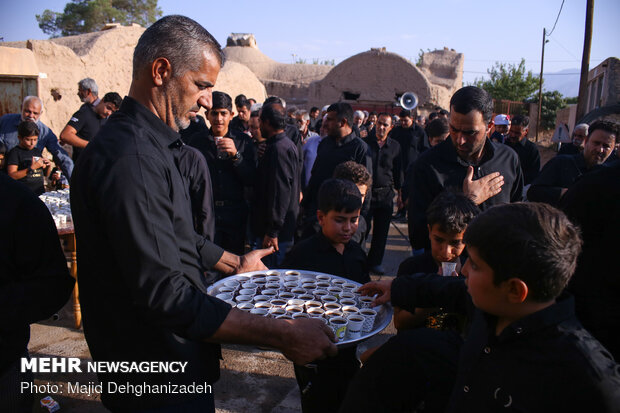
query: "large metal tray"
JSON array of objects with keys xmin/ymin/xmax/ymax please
[{"xmin": 208, "ymin": 269, "xmax": 392, "ymax": 348}]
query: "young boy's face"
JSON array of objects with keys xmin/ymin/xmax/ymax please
[
  {"xmin": 462, "ymin": 246, "xmax": 506, "ymax": 315},
  {"xmin": 19, "ymin": 135, "xmax": 38, "ymax": 151},
  {"xmin": 318, "ymin": 209, "xmax": 360, "ymax": 246},
  {"xmin": 428, "ymin": 223, "xmax": 465, "ymax": 264}
]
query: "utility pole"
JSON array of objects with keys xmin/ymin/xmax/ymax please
[
  {"xmin": 536, "ymin": 27, "xmax": 547, "ymax": 142},
  {"xmin": 576, "ymin": 0, "xmax": 594, "ymax": 121}
]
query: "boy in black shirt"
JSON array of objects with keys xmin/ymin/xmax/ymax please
[
  {"xmin": 346, "ymin": 203, "xmax": 620, "ymax": 413},
  {"xmin": 282, "ymin": 178, "xmax": 370, "ymax": 413},
  {"xmin": 396, "ymin": 191, "xmax": 479, "ymax": 330},
  {"xmin": 6, "ymin": 121, "xmax": 51, "ymax": 195}
]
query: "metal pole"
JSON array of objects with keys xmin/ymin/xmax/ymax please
[
  {"xmin": 576, "ymin": 0, "xmax": 594, "ymax": 122},
  {"xmin": 536, "ymin": 28, "xmax": 546, "ymax": 142}
]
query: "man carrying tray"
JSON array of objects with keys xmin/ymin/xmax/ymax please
[{"xmin": 70, "ymin": 15, "xmax": 336, "ymax": 413}]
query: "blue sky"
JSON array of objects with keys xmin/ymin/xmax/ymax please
[{"xmin": 1, "ymin": 0, "xmax": 618, "ymax": 89}]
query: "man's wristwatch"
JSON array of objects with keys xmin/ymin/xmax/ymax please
[{"xmin": 231, "ymin": 151, "xmax": 241, "ymax": 162}]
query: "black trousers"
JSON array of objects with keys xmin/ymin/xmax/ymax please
[
  {"xmin": 0, "ymin": 351, "xmax": 34, "ymax": 413},
  {"xmin": 294, "ymin": 346, "xmax": 360, "ymax": 413},
  {"xmin": 339, "ymin": 329, "xmax": 462, "ymax": 413},
  {"xmin": 367, "ymin": 201, "xmax": 393, "ymax": 267},
  {"xmin": 214, "ymin": 203, "xmax": 248, "ymax": 255}
]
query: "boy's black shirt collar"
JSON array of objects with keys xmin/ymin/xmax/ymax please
[{"xmin": 482, "ymin": 293, "xmax": 575, "ymax": 344}]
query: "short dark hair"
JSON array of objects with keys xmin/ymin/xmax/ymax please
[
  {"xmin": 234, "ymin": 94, "xmax": 247, "ymax": 107},
  {"xmin": 450, "ymin": 86, "xmax": 493, "ymax": 123},
  {"xmin": 0, "ymin": 141, "xmax": 7, "ymax": 155},
  {"xmin": 260, "ymin": 103, "xmax": 286, "ymax": 130},
  {"xmin": 426, "ymin": 117, "xmax": 449, "ymax": 138},
  {"xmin": 212, "ymin": 91, "xmax": 233, "ymax": 112},
  {"xmin": 327, "ymin": 102, "xmax": 353, "ymax": 127},
  {"xmin": 333, "ymin": 161, "xmax": 372, "ymax": 188},
  {"xmin": 368, "ymin": 111, "xmax": 377, "ymax": 117},
  {"xmin": 102, "ymin": 92, "xmax": 122, "ymax": 108},
  {"xmin": 17, "ymin": 120, "xmax": 40, "ymax": 138},
  {"xmin": 428, "ymin": 112, "xmax": 439, "ymax": 121},
  {"xmin": 133, "ymin": 15, "xmax": 223, "ymax": 79},
  {"xmin": 399, "ymin": 109, "xmax": 413, "ymax": 118},
  {"xmin": 236, "ymin": 99, "xmax": 251, "ymax": 110},
  {"xmin": 310, "ymin": 107, "xmax": 319, "ymax": 113},
  {"xmin": 438, "ymin": 109, "xmax": 449, "ymax": 116},
  {"xmin": 250, "ymin": 110, "xmax": 260, "ymax": 118},
  {"xmin": 588, "ymin": 120, "xmax": 619, "ymax": 142},
  {"xmin": 264, "ymin": 96, "xmax": 284, "ymax": 106},
  {"xmin": 511, "ymin": 114, "xmax": 530, "ymax": 128},
  {"xmin": 426, "ymin": 191, "xmax": 479, "ymax": 234},
  {"xmin": 318, "ymin": 179, "xmax": 362, "ymax": 213},
  {"xmin": 464, "ymin": 203, "xmax": 582, "ymax": 302},
  {"xmin": 377, "ymin": 112, "xmax": 392, "ymax": 124}
]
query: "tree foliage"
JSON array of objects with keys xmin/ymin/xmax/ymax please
[
  {"xmin": 36, "ymin": 0, "xmax": 162, "ymax": 38},
  {"xmin": 525, "ymin": 90, "xmax": 567, "ymax": 130},
  {"xmin": 474, "ymin": 59, "xmax": 540, "ymax": 102}
]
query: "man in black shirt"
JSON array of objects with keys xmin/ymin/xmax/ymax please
[
  {"xmin": 70, "ymin": 16, "xmax": 336, "ymax": 413},
  {"xmin": 301, "ymin": 102, "xmax": 372, "ymax": 239},
  {"xmin": 187, "ymin": 91, "xmax": 256, "ymax": 254},
  {"xmin": 0, "ymin": 173, "xmax": 74, "ymax": 413},
  {"xmin": 251, "ymin": 103, "xmax": 300, "ymax": 267},
  {"xmin": 229, "ymin": 94, "xmax": 251, "ymax": 135},
  {"xmin": 363, "ymin": 113, "xmax": 402, "ymax": 274},
  {"xmin": 504, "ymin": 114, "xmax": 540, "ymax": 187},
  {"xmin": 528, "ymin": 120, "xmax": 618, "ymax": 206},
  {"xmin": 561, "ymin": 155, "xmax": 620, "ymax": 360},
  {"xmin": 407, "ymin": 86, "xmax": 523, "ymax": 250},
  {"xmin": 390, "ymin": 109, "xmax": 428, "ymax": 220},
  {"xmin": 60, "ymin": 85, "xmax": 121, "ymax": 161}
]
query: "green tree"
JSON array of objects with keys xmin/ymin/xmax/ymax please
[
  {"xmin": 36, "ymin": 0, "xmax": 162, "ymax": 38},
  {"xmin": 525, "ymin": 90, "xmax": 567, "ymax": 130},
  {"xmin": 474, "ymin": 59, "xmax": 540, "ymax": 101}
]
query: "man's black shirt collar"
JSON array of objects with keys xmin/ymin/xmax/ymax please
[
  {"xmin": 438, "ymin": 136, "xmax": 496, "ymax": 167},
  {"xmin": 328, "ymin": 132, "xmax": 357, "ymax": 147},
  {"xmin": 120, "ymin": 96, "xmax": 181, "ymax": 148}
]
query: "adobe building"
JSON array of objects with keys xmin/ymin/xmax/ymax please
[
  {"xmin": 225, "ymin": 34, "xmax": 464, "ymax": 112},
  {"xmin": 0, "ymin": 25, "xmax": 267, "ymax": 134}
]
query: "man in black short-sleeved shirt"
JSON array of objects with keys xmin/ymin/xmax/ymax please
[{"xmin": 60, "ymin": 80, "xmax": 121, "ymax": 161}]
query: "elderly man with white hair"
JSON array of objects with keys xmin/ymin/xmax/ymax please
[
  {"xmin": 558, "ymin": 123, "xmax": 589, "ymax": 155},
  {"xmin": 0, "ymin": 96, "xmax": 74, "ymax": 178}
]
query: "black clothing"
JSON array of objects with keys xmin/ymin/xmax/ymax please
[
  {"xmin": 67, "ymin": 102, "xmax": 102, "ymax": 161},
  {"xmin": 70, "ymin": 96, "xmax": 230, "ymax": 411},
  {"xmin": 282, "ymin": 231, "xmax": 370, "ymax": 284},
  {"xmin": 0, "ymin": 174, "xmax": 74, "ymax": 375},
  {"xmin": 561, "ymin": 161, "xmax": 620, "ymax": 360},
  {"xmin": 363, "ymin": 135, "xmax": 403, "ymax": 198},
  {"xmin": 363, "ymin": 135, "xmax": 402, "ymax": 267},
  {"xmin": 390, "ymin": 274, "xmax": 620, "ymax": 413},
  {"xmin": 177, "ymin": 144, "xmax": 215, "ymax": 241},
  {"xmin": 558, "ymin": 141, "xmax": 581, "ymax": 155},
  {"xmin": 187, "ymin": 128, "xmax": 256, "ymax": 254},
  {"xmin": 282, "ymin": 232, "xmax": 370, "ymax": 413},
  {"xmin": 505, "ymin": 137, "xmax": 540, "ymax": 185},
  {"xmin": 350, "ymin": 215, "xmax": 368, "ymax": 252},
  {"xmin": 229, "ymin": 116, "xmax": 249, "ymax": 135},
  {"xmin": 302, "ymin": 133, "xmax": 372, "ymax": 237},
  {"xmin": 309, "ymin": 116, "xmax": 320, "ymax": 132},
  {"xmin": 285, "ymin": 123, "xmax": 304, "ymax": 169},
  {"xmin": 251, "ymin": 131, "xmax": 299, "ymax": 243},
  {"xmin": 179, "ymin": 114, "xmax": 208, "ymax": 143},
  {"xmin": 390, "ymin": 124, "xmax": 428, "ymax": 177},
  {"xmin": 407, "ymin": 138, "xmax": 523, "ymax": 250},
  {"xmin": 340, "ymin": 328, "xmax": 462, "ymax": 413},
  {"xmin": 397, "ymin": 250, "xmax": 437, "ymax": 276},
  {"xmin": 527, "ymin": 153, "xmax": 593, "ymax": 206},
  {"xmin": 5, "ymin": 146, "xmax": 45, "ymax": 195},
  {"xmin": 448, "ymin": 294, "xmax": 620, "ymax": 412}
]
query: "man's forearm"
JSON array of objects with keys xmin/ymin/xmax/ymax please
[
  {"xmin": 60, "ymin": 127, "xmax": 89, "ymax": 148},
  {"xmin": 212, "ymin": 251, "xmax": 241, "ymax": 275}
]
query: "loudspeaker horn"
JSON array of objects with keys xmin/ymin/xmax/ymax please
[{"xmin": 399, "ymin": 92, "xmax": 418, "ymax": 110}]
